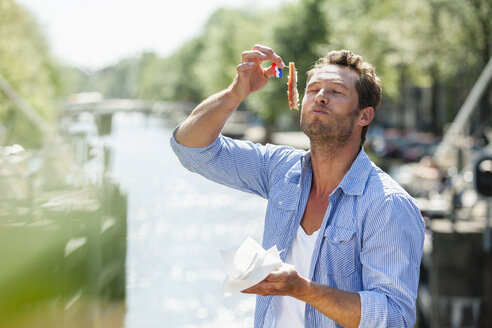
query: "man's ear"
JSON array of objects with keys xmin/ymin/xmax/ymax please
[{"xmin": 358, "ymin": 106, "xmax": 374, "ymax": 127}]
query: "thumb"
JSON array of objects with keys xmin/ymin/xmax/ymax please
[
  {"xmin": 236, "ymin": 61, "xmax": 256, "ymax": 88},
  {"xmin": 237, "ymin": 61, "xmax": 255, "ymax": 78}
]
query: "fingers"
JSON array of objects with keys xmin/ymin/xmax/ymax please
[
  {"xmin": 264, "ymin": 263, "xmax": 297, "ymax": 282},
  {"xmin": 241, "ymin": 281, "xmax": 278, "ymax": 296},
  {"xmin": 240, "ymin": 51, "xmax": 274, "ymax": 79},
  {"xmin": 241, "ymin": 44, "xmax": 286, "ymax": 68},
  {"xmin": 240, "ymin": 262, "xmax": 309, "ymax": 298},
  {"xmin": 241, "ymin": 50, "xmax": 268, "ymax": 64},
  {"xmin": 236, "ymin": 60, "xmax": 272, "ymax": 81},
  {"xmin": 233, "ymin": 44, "xmax": 283, "ymax": 97},
  {"xmin": 252, "ymin": 44, "xmax": 286, "ymax": 68},
  {"xmin": 236, "ymin": 61, "xmax": 255, "ymax": 73}
]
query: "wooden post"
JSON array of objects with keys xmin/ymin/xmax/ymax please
[
  {"xmin": 431, "ymin": 220, "xmax": 485, "ymax": 327},
  {"xmin": 479, "ymin": 201, "xmax": 492, "ymax": 327},
  {"xmin": 95, "ymin": 113, "xmax": 113, "ymax": 136}
]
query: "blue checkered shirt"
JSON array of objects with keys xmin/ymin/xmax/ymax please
[{"xmin": 170, "ymin": 132, "xmax": 425, "ymax": 328}]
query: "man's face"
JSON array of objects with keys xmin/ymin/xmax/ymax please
[{"xmin": 300, "ymin": 65, "xmax": 361, "ymax": 145}]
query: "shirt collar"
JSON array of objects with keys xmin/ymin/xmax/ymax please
[
  {"xmin": 284, "ymin": 150, "xmax": 311, "ymax": 184},
  {"xmin": 300, "ymin": 151, "xmax": 311, "ymax": 171},
  {"xmin": 285, "ymin": 148, "xmax": 373, "ymax": 196},
  {"xmin": 336, "ymin": 148, "xmax": 373, "ymax": 196}
]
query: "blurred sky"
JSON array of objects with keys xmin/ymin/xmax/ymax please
[{"xmin": 16, "ymin": 0, "xmax": 290, "ymax": 71}]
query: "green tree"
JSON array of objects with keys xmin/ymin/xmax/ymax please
[
  {"xmin": 62, "ymin": 0, "xmax": 490, "ymax": 139},
  {"xmin": 425, "ymin": 0, "xmax": 491, "ymax": 133},
  {"xmin": 163, "ymin": 38, "xmax": 205, "ymax": 102},
  {"xmin": 250, "ymin": 0, "xmax": 329, "ymax": 140},
  {"xmin": 0, "ymin": 0, "xmax": 62, "ymax": 148},
  {"xmin": 193, "ymin": 8, "xmax": 270, "ymax": 97},
  {"xmin": 321, "ymin": 0, "xmax": 490, "ymax": 135}
]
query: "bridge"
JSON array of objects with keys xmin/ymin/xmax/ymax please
[
  {"xmin": 60, "ymin": 98, "xmax": 196, "ymax": 136},
  {"xmin": 61, "ymin": 98, "xmax": 195, "ymax": 116},
  {"xmin": 60, "ymin": 96, "xmax": 259, "ymax": 140}
]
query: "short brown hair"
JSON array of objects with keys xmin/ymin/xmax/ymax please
[{"xmin": 307, "ymin": 50, "xmax": 382, "ymax": 146}]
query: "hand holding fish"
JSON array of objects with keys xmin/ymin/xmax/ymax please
[{"xmin": 229, "ymin": 44, "xmax": 286, "ymax": 102}]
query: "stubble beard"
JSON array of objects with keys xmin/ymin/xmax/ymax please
[{"xmin": 301, "ymin": 106, "xmax": 360, "ymax": 149}]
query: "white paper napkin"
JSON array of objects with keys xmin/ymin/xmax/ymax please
[{"xmin": 220, "ymin": 237, "xmax": 283, "ymax": 297}]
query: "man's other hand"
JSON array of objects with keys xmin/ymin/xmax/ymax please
[{"xmin": 241, "ymin": 263, "xmax": 309, "ymax": 299}]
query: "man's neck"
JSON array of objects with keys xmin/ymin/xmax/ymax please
[{"xmin": 309, "ymin": 139, "xmax": 361, "ymax": 197}]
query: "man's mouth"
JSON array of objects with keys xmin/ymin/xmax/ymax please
[{"xmin": 310, "ymin": 106, "xmax": 329, "ymax": 114}]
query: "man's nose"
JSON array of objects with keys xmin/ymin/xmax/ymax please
[{"xmin": 315, "ymin": 89, "xmax": 328, "ymax": 104}]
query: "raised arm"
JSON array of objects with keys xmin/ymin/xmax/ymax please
[{"xmin": 174, "ymin": 44, "xmax": 285, "ymax": 147}]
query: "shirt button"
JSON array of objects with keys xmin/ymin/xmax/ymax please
[{"xmin": 278, "ymin": 200, "xmax": 283, "ymax": 205}]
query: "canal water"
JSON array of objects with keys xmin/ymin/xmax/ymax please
[{"xmin": 106, "ymin": 113, "xmax": 267, "ymax": 328}]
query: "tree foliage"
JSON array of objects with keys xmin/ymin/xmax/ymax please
[
  {"xmin": 250, "ymin": 0, "xmax": 329, "ymax": 135},
  {"xmin": 64, "ymin": 0, "xmax": 491, "ymax": 136},
  {"xmin": 0, "ymin": 0, "xmax": 62, "ymax": 148}
]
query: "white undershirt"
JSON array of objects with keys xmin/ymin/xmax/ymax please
[{"xmin": 273, "ymin": 225, "xmax": 320, "ymax": 328}]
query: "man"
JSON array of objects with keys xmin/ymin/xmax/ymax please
[{"xmin": 170, "ymin": 44, "xmax": 424, "ymax": 328}]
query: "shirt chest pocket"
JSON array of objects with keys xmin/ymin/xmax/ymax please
[{"xmin": 320, "ymin": 225, "xmax": 358, "ymax": 277}]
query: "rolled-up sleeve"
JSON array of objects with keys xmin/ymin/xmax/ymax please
[
  {"xmin": 170, "ymin": 126, "xmax": 224, "ymax": 167},
  {"xmin": 358, "ymin": 194, "xmax": 425, "ymax": 328},
  {"xmin": 170, "ymin": 126, "xmax": 292, "ymax": 199}
]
